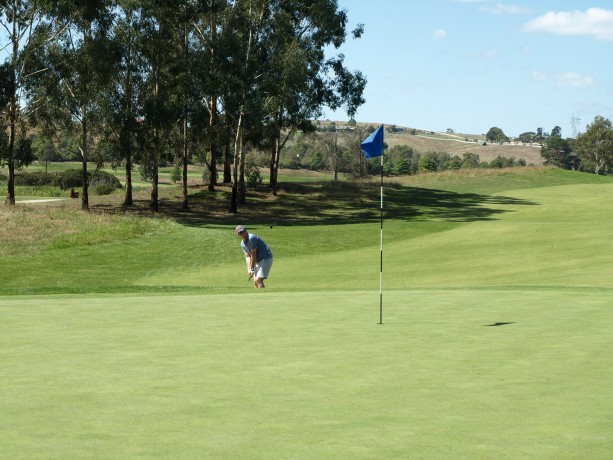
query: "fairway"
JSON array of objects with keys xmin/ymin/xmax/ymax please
[
  {"xmin": 3, "ymin": 168, "xmax": 613, "ymax": 458},
  {"xmin": 2, "ymin": 289, "xmax": 612, "ymax": 458}
]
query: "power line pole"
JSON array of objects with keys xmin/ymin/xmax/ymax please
[{"xmin": 570, "ymin": 114, "xmax": 582, "ymax": 138}]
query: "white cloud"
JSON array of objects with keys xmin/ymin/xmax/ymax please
[
  {"xmin": 556, "ymin": 72, "xmax": 594, "ymax": 88},
  {"xmin": 523, "ymin": 8, "xmax": 613, "ymax": 40},
  {"xmin": 480, "ymin": 3, "xmax": 528, "ymax": 15},
  {"xmin": 531, "ymin": 70, "xmax": 547, "ymax": 81},
  {"xmin": 482, "ymin": 49, "xmax": 497, "ymax": 59},
  {"xmin": 433, "ymin": 28, "xmax": 447, "ymax": 40}
]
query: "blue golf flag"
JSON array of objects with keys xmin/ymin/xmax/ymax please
[{"xmin": 361, "ymin": 125, "xmax": 384, "ymax": 159}]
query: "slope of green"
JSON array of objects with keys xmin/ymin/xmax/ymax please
[{"xmin": 2, "ymin": 167, "xmax": 613, "ymax": 294}]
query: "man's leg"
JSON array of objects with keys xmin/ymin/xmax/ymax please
[{"xmin": 254, "ymin": 259, "xmax": 272, "ymax": 288}]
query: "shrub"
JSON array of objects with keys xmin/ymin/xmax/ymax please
[
  {"xmin": 56, "ymin": 169, "xmax": 121, "ymax": 190},
  {"xmin": 170, "ymin": 163, "xmax": 182, "ymax": 183},
  {"xmin": 245, "ymin": 156, "xmax": 262, "ymax": 187},
  {"xmin": 89, "ymin": 170, "xmax": 122, "ymax": 189},
  {"xmin": 57, "ymin": 169, "xmax": 85, "ymax": 190},
  {"xmin": 94, "ymin": 184, "xmax": 116, "ymax": 195},
  {"xmin": 0, "ymin": 172, "xmax": 7, "ymax": 184},
  {"xmin": 138, "ymin": 162, "xmax": 155, "ymax": 182},
  {"xmin": 14, "ymin": 171, "xmax": 58, "ymax": 186}
]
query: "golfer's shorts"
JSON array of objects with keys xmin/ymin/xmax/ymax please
[{"xmin": 256, "ymin": 258, "xmax": 273, "ymax": 279}]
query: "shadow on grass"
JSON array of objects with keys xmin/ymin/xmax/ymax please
[{"xmin": 93, "ymin": 180, "xmax": 538, "ymax": 228}]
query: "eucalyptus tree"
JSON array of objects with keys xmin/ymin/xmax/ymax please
[
  {"xmin": 220, "ymin": 0, "xmax": 270, "ymax": 213},
  {"xmin": 575, "ymin": 116, "xmax": 613, "ymax": 175},
  {"xmin": 101, "ymin": 0, "xmax": 145, "ymax": 207},
  {"xmin": 136, "ymin": 0, "xmax": 183, "ymax": 212},
  {"xmin": 485, "ymin": 126, "xmax": 509, "ymax": 144},
  {"xmin": 167, "ymin": 0, "xmax": 197, "ymax": 210},
  {"xmin": 0, "ymin": 0, "xmax": 46, "ymax": 205},
  {"xmin": 540, "ymin": 126, "xmax": 578, "ymax": 170},
  {"xmin": 261, "ymin": 0, "xmax": 366, "ymax": 195},
  {"xmin": 173, "ymin": 0, "xmax": 228, "ymax": 208},
  {"xmin": 27, "ymin": 0, "xmax": 116, "ymax": 210},
  {"xmin": 221, "ymin": 0, "xmax": 366, "ymax": 211},
  {"xmin": 190, "ymin": 0, "xmax": 227, "ymax": 192}
]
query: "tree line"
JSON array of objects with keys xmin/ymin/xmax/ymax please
[
  {"xmin": 486, "ymin": 120, "xmax": 613, "ymax": 175},
  {"xmin": 277, "ymin": 129, "xmax": 527, "ymax": 178},
  {"xmin": 1, "ymin": 0, "xmax": 366, "ymax": 211}
]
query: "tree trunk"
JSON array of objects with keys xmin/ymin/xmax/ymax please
[
  {"xmin": 332, "ymin": 133, "xmax": 339, "ymax": 180},
  {"xmin": 150, "ymin": 130, "xmax": 160, "ymax": 212},
  {"xmin": 207, "ymin": 8, "xmax": 218, "ymax": 191},
  {"xmin": 123, "ymin": 11, "xmax": 134, "ymax": 207},
  {"xmin": 182, "ymin": 116, "xmax": 189, "ymax": 210},
  {"xmin": 6, "ymin": 162, "xmax": 15, "ymax": 206},
  {"xmin": 80, "ymin": 115, "xmax": 89, "ymax": 211},
  {"xmin": 5, "ymin": 112, "xmax": 16, "ymax": 206},
  {"xmin": 5, "ymin": 13, "xmax": 17, "ymax": 206},
  {"xmin": 224, "ymin": 138, "xmax": 232, "ymax": 183},
  {"xmin": 208, "ymin": 98, "xmax": 218, "ymax": 191},
  {"xmin": 269, "ymin": 144, "xmax": 276, "ymax": 195},
  {"xmin": 270, "ymin": 136, "xmax": 282, "ymax": 196},
  {"xmin": 124, "ymin": 150, "xmax": 133, "ymax": 206},
  {"xmin": 238, "ymin": 122, "xmax": 246, "ymax": 205},
  {"xmin": 229, "ymin": 114, "xmax": 242, "ymax": 213}
]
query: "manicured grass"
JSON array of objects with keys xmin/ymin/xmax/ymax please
[
  {"xmin": 4, "ymin": 167, "xmax": 613, "ymax": 294},
  {"xmin": 1, "ymin": 289, "xmax": 612, "ymax": 458},
  {"xmin": 3, "ymin": 166, "xmax": 613, "ymax": 457}
]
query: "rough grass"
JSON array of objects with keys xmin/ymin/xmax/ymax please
[{"xmin": 0, "ymin": 205, "xmax": 175, "ymax": 257}]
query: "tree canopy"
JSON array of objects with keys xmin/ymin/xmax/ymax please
[
  {"xmin": 575, "ymin": 116, "xmax": 613, "ymax": 175},
  {"xmin": 2, "ymin": 0, "xmax": 366, "ymax": 212}
]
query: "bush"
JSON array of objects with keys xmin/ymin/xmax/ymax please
[
  {"xmin": 89, "ymin": 170, "xmax": 122, "ymax": 189},
  {"xmin": 57, "ymin": 169, "xmax": 85, "ymax": 190},
  {"xmin": 138, "ymin": 162, "xmax": 155, "ymax": 182},
  {"xmin": 56, "ymin": 169, "xmax": 121, "ymax": 190},
  {"xmin": 0, "ymin": 172, "xmax": 7, "ymax": 184},
  {"xmin": 170, "ymin": 163, "xmax": 182, "ymax": 183},
  {"xmin": 245, "ymin": 156, "xmax": 262, "ymax": 187},
  {"xmin": 94, "ymin": 184, "xmax": 116, "ymax": 195},
  {"xmin": 14, "ymin": 171, "xmax": 58, "ymax": 187}
]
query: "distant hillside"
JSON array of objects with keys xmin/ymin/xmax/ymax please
[
  {"xmin": 320, "ymin": 121, "xmax": 544, "ymax": 166},
  {"xmin": 386, "ymin": 130, "xmax": 543, "ymax": 165}
]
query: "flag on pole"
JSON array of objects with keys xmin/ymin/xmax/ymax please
[
  {"xmin": 360, "ymin": 125, "xmax": 384, "ymax": 159},
  {"xmin": 361, "ymin": 125, "xmax": 385, "ymax": 324}
]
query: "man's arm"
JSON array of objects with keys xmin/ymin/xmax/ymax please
[
  {"xmin": 249, "ymin": 249, "xmax": 257, "ymax": 273},
  {"xmin": 245, "ymin": 254, "xmax": 254, "ymax": 278}
]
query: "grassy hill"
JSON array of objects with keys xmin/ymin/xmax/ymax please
[
  {"xmin": 385, "ymin": 129, "xmax": 543, "ymax": 164},
  {"xmin": 2, "ymin": 166, "xmax": 612, "ymax": 294},
  {"xmin": 326, "ymin": 121, "xmax": 545, "ymax": 165}
]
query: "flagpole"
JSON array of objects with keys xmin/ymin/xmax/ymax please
[
  {"xmin": 379, "ymin": 152, "xmax": 383, "ymax": 325},
  {"xmin": 359, "ymin": 124, "xmax": 385, "ymax": 325}
]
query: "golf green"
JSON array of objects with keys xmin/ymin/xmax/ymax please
[{"xmin": 2, "ymin": 289, "xmax": 612, "ymax": 458}]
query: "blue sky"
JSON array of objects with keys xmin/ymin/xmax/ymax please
[{"xmin": 325, "ymin": 0, "xmax": 613, "ymax": 137}]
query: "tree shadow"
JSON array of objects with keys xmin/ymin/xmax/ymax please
[{"xmin": 92, "ymin": 181, "xmax": 538, "ymax": 229}]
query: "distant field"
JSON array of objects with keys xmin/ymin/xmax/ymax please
[{"xmin": 382, "ymin": 130, "xmax": 543, "ymax": 165}]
